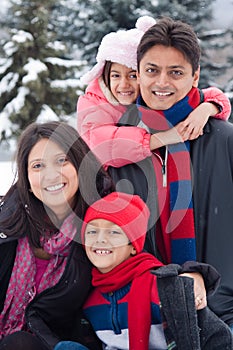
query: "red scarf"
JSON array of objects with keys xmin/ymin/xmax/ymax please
[
  {"xmin": 92, "ymin": 252, "xmax": 163, "ymax": 350},
  {"xmin": 137, "ymin": 87, "xmax": 201, "ymax": 264}
]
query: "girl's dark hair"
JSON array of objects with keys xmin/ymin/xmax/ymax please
[
  {"xmin": 102, "ymin": 61, "xmax": 112, "ymax": 90},
  {"xmin": 137, "ymin": 17, "xmax": 201, "ymax": 75},
  {"xmin": 0, "ymin": 121, "xmax": 114, "ymax": 247}
]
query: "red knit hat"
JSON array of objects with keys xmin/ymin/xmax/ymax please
[{"xmin": 81, "ymin": 192, "xmax": 150, "ymax": 253}]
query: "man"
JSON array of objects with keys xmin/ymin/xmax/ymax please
[{"xmin": 109, "ymin": 17, "xmax": 233, "ymax": 328}]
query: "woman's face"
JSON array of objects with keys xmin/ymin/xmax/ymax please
[
  {"xmin": 28, "ymin": 138, "xmax": 79, "ymax": 220},
  {"xmin": 109, "ymin": 63, "xmax": 139, "ymax": 105}
]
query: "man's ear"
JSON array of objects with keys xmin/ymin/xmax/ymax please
[{"xmin": 192, "ymin": 66, "xmax": 200, "ymax": 87}]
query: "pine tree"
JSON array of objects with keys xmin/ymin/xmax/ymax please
[
  {"xmin": 225, "ymin": 28, "xmax": 233, "ymax": 122},
  {"xmin": 67, "ymin": 0, "xmax": 157, "ymax": 65},
  {"xmin": 70, "ymin": 0, "xmax": 228, "ymax": 88},
  {"xmin": 0, "ymin": 0, "xmax": 85, "ymax": 145},
  {"xmin": 150, "ymin": 0, "xmax": 229, "ymax": 88}
]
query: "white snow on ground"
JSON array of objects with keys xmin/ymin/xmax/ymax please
[{"xmin": 0, "ymin": 161, "xmax": 16, "ymax": 195}]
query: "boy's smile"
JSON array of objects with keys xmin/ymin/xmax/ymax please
[{"xmin": 84, "ymin": 219, "xmax": 136, "ymax": 273}]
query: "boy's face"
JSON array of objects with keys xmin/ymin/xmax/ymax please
[
  {"xmin": 137, "ymin": 44, "xmax": 200, "ymax": 110},
  {"xmin": 84, "ymin": 219, "xmax": 136, "ymax": 273}
]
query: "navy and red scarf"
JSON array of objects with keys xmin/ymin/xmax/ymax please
[{"xmin": 137, "ymin": 87, "xmax": 202, "ymax": 264}]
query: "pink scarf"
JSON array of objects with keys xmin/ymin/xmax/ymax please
[
  {"xmin": 0, "ymin": 213, "xmax": 76, "ymax": 338},
  {"xmin": 92, "ymin": 252, "xmax": 163, "ymax": 350}
]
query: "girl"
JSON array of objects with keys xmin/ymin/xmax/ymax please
[{"xmin": 77, "ymin": 16, "xmax": 231, "ymax": 168}]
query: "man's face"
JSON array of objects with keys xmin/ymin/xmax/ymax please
[{"xmin": 137, "ymin": 45, "xmax": 200, "ymax": 110}]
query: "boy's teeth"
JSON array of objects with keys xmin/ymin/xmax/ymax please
[{"xmin": 95, "ymin": 249, "xmax": 111, "ymax": 255}]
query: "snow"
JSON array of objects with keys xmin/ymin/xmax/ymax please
[
  {"xmin": 0, "ymin": 58, "xmax": 13, "ymax": 75},
  {"xmin": 0, "ymin": 72, "xmax": 19, "ymax": 94},
  {"xmin": 0, "ymin": 0, "xmax": 231, "ymax": 197},
  {"xmin": 0, "ymin": 161, "xmax": 16, "ymax": 195},
  {"xmin": 45, "ymin": 57, "xmax": 85, "ymax": 68},
  {"xmin": 36, "ymin": 105, "xmax": 59, "ymax": 122},
  {"xmin": 22, "ymin": 58, "xmax": 48, "ymax": 84},
  {"xmin": 12, "ymin": 29, "xmax": 33, "ymax": 43}
]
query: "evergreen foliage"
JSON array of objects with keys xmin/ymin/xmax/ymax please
[
  {"xmin": 0, "ymin": 0, "xmax": 85, "ymax": 143},
  {"xmin": 63, "ymin": 0, "xmax": 158, "ymax": 65},
  {"xmin": 72, "ymin": 0, "xmax": 229, "ymax": 89},
  {"xmin": 0, "ymin": 0, "xmax": 232, "ymax": 147},
  {"xmin": 225, "ymin": 28, "xmax": 233, "ymax": 121}
]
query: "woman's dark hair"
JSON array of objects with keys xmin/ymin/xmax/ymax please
[
  {"xmin": 0, "ymin": 121, "xmax": 114, "ymax": 247},
  {"xmin": 102, "ymin": 61, "xmax": 112, "ymax": 90},
  {"xmin": 137, "ymin": 17, "xmax": 201, "ymax": 75}
]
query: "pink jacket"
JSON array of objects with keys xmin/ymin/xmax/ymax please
[{"xmin": 77, "ymin": 77, "xmax": 231, "ymax": 167}]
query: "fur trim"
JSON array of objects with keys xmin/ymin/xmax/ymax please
[
  {"xmin": 81, "ymin": 16, "xmax": 156, "ymax": 85},
  {"xmin": 98, "ymin": 77, "xmax": 119, "ymax": 106}
]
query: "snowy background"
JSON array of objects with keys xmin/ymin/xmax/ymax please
[
  {"xmin": 212, "ymin": 0, "xmax": 233, "ymax": 28},
  {"xmin": 0, "ymin": 160, "xmax": 16, "ymax": 195},
  {"xmin": 0, "ymin": 0, "xmax": 233, "ymax": 196}
]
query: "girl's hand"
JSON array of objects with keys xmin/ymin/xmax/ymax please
[{"xmin": 176, "ymin": 102, "xmax": 219, "ymax": 140}]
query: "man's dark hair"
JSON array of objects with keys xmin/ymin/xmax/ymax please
[{"xmin": 137, "ymin": 17, "xmax": 201, "ymax": 75}]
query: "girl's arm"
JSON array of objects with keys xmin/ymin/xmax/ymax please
[
  {"xmin": 78, "ymin": 84, "xmax": 231, "ymax": 163},
  {"xmin": 203, "ymin": 86, "xmax": 231, "ymax": 121},
  {"xmin": 77, "ymin": 93, "xmax": 151, "ymax": 168},
  {"xmin": 176, "ymin": 87, "xmax": 231, "ymax": 140}
]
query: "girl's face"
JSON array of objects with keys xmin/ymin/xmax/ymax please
[
  {"xmin": 28, "ymin": 138, "xmax": 79, "ymax": 220},
  {"xmin": 109, "ymin": 63, "xmax": 139, "ymax": 105},
  {"xmin": 84, "ymin": 218, "xmax": 136, "ymax": 273}
]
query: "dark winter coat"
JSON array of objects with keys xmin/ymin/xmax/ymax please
[
  {"xmin": 0, "ymin": 197, "xmax": 101, "ymax": 350},
  {"xmin": 153, "ymin": 263, "xmax": 233, "ymax": 349},
  {"xmin": 109, "ymin": 114, "xmax": 233, "ymax": 326},
  {"xmin": 192, "ymin": 118, "xmax": 233, "ymax": 326}
]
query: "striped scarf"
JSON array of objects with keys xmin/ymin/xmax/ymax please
[
  {"xmin": 137, "ymin": 87, "xmax": 202, "ymax": 264},
  {"xmin": 0, "ymin": 213, "xmax": 76, "ymax": 338}
]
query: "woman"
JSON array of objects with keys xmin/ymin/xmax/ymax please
[
  {"xmin": 77, "ymin": 16, "xmax": 231, "ymax": 168},
  {"xmin": 0, "ymin": 121, "xmax": 113, "ymax": 350}
]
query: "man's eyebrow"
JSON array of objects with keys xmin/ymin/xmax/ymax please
[
  {"xmin": 144, "ymin": 62, "xmax": 159, "ymax": 67},
  {"xmin": 145, "ymin": 62, "xmax": 185, "ymax": 69}
]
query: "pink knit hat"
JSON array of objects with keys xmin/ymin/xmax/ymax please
[
  {"xmin": 81, "ymin": 16, "xmax": 156, "ymax": 85},
  {"xmin": 81, "ymin": 192, "xmax": 150, "ymax": 253}
]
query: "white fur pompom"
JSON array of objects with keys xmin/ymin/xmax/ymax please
[{"xmin": 136, "ymin": 15, "xmax": 156, "ymax": 32}]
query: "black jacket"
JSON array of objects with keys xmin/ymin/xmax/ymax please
[
  {"xmin": 192, "ymin": 118, "xmax": 233, "ymax": 325},
  {"xmin": 109, "ymin": 114, "xmax": 233, "ymax": 326},
  {"xmin": 0, "ymin": 201, "xmax": 101, "ymax": 350},
  {"xmin": 153, "ymin": 263, "xmax": 233, "ymax": 349}
]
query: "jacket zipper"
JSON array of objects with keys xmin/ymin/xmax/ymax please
[{"xmin": 154, "ymin": 146, "xmax": 168, "ymax": 188}]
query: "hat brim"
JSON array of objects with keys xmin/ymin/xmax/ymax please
[{"xmin": 80, "ymin": 61, "xmax": 105, "ymax": 85}]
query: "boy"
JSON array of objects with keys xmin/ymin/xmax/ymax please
[{"xmin": 55, "ymin": 192, "xmax": 233, "ymax": 350}]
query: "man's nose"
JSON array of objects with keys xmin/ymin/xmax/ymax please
[{"xmin": 156, "ymin": 72, "xmax": 169, "ymax": 87}]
